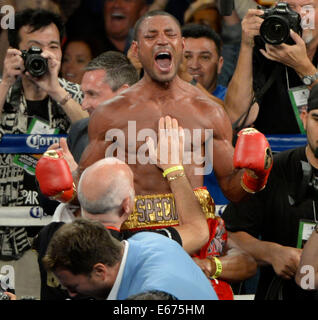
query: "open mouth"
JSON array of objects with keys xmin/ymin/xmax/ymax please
[
  {"xmin": 111, "ymin": 12, "xmax": 126, "ymax": 21},
  {"xmin": 155, "ymin": 52, "xmax": 172, "ymax": 72},
  {"xmin": 190, "ymin": 73, "xmax": 202, "ymax": 81}
]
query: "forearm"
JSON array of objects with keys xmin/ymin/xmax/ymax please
[
  {"xmin": 228, "ymin": 231, "xmax": 281, "ymax": 266},
  {"xmin": 218, "ymin": 249, "xmax": 257, "ymax": 282},
  {"xmin": 294, "ymin": 59, "xmax": 318, "ymax": 89},
  {"xmin": 48, "ymin": 86, "xmax": 88, "ymax": 123},
  {"xmin": 168, "ymin": 172, "xmax": 209, "ymax": 252},
  {"xmin": 168, "ymin": 173, "xmax": 205, "ymax": 226},
  {"xmin": 224, "ymin": 44, "xmax": 255, "ymax": 123}
]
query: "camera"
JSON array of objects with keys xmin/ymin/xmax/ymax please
[
  {"xmin": 259, "ymin": 2, "xmax": 302, "ymax": 45},
  {"xmin": 21, "ymin": 46, "xmax": 48, "ymax": 77}
]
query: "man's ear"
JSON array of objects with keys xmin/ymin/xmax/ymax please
[
  {"xmin": 119, "ymin": 196, "xmax": 132, "ymax": 221},
  {"xmin": 217, "ymin": 56, "xmax": 224, "ymax": 75},
  {"xmin": 130, "ymin": 40, "xmax": 138, "ymax": 56},
  {"xmin": 92, "ymin": 263, "xmax": 107, "ymax": 280},
  {"xmin": 115, "ymin": 84, "xmax": 130, "ymax": 94}
]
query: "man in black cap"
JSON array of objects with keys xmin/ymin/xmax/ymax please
[{"xmin": 222, "ymin": 83, "xmax": 318, "ymax": 300}]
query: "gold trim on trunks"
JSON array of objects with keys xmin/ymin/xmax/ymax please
[{"xmin": 121, "ymin": 187, "xmax": 215, "ymax": 231}]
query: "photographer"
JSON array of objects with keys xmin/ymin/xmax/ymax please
[
  {"xmin": 0, "ymin": 9, "xmax": 86, "ymax": 260},
  {"xmin": 225, "ymin": 0, "xmax": 318, "ymax": 134},
  {"xmin": 222, "ymin": 83, "xmax": 318, "ymax": 300}
]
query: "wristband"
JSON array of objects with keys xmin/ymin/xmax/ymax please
[
  {"xmin": 59, "ymin": 92, "xmax": 72, "ymax": 106},
  {"xmin": 209, "ymin": 257, "xmax": 222, "ymax": 280},
  {"xmin": 162, "ymin": 165, "xmax": 184, "ymax": 178}
]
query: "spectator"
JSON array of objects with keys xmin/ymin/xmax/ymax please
[
  {"xmin": 0, "ymin": 8, "xmax": 86, "ymax": 259},
  {"xmin": 61, "ymin": 37, "xmax": 102, "ymax": 84},
  {"xmin": 222, "ymin": 83, "xmax": 318, "ymax": 300},
  {"xmin": 0, "ymin": 0, "xmax": 63, "ymax": 77},
  {"xmin": 225, "ymin": 0, "xmax": 318, "ymax": 134},
  {"xmin": 64, "ymin": 0, "xmax": 149, "ymax": 56},
  {"xmin": 182, "ymin": 23, "xmax": 225, "ymax": 100},
  {"xmin": 101, "ymin": 0, "xmax": 149, "ymax": 54}
]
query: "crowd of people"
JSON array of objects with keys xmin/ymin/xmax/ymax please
[{"xmin": 0, "ymin": 0, "xmax": 318, "ymax": 302}]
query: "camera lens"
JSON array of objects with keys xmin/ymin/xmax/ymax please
[
  {"xmin": 260, "ymin": 15, "xmax": 290, "ymax": 45},
  {"xmin": 26, "ymin": 56, "xmax": 48, "ymax": 77},
  {"xmin": 30, "ymin": 59, "xmax": 44, "ymax": 73}
]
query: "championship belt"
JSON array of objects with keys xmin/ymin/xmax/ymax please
[{"xmin": 121, "ymin": 187, "xmax": 215, "ymax": 231}]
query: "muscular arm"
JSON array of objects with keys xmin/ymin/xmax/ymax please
[
  {"xmin": 168, "ymin": 173, "xmax": 209, "ymax": 255},
  {"xmin": 206, "ymin": 103, "xmax": 244, "ymax": 202},
  {"xmin": 229, "ymin": 231, "xmax": 302, "ymax": 280},
  {"xmin": 295, "ymin": 231, "xmax": 318, "ymax": 289},
  {"xmin": 195, "ymin": 237, "xmax": 257, "ymax": 282},
  {"xmin": 218, "ymin": 237, "xmax": 257, "ymax": 282}
]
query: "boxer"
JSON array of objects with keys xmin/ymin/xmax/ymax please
[{"xmin": 36, "ymin": 10, "xmax": 272, "ymax": 204}]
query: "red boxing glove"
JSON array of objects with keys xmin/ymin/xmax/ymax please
[
  {"xmin": 35, "ymin": 150, "xmax": 76, "ymax": 202},
  {"xmin": 233, "ymin": 128, "xmax": 273, "ymax": 193}
]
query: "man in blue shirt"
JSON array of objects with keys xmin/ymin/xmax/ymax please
[{"xmin": 42, "ymin": 219, "xmax": 218, "ymax": 300}]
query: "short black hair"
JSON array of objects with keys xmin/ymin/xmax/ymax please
[
  {"xmin": 133, "ymin": 10, "xmax": 181, "ymax": 41},
  {"xmin": 8, "ymin": 8, "xmax": 65, "ymax": 49},
  {"xmin": 181, "ymin": 23, "xmax": 222, "ymax": 56}
]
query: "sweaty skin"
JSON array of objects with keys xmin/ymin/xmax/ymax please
[{"xmin": 78, "ymin": 14, "xmax": 244, "ymax": 201}]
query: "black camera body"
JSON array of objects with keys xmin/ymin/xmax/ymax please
[
  {"xmin": 259, "ymin": 2, "xmax": 302, "ymax": 45},
  {"xmin": 21, "ymin": 46, "xmax": 48, "ymax": 77}
]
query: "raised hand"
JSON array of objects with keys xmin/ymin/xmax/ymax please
[{"xmin": 147, "ymin": 115, "xmax": 184, "ymax": 172}]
